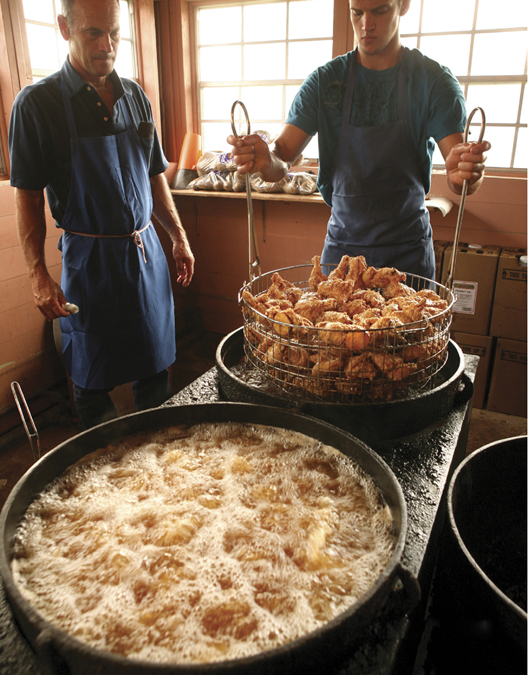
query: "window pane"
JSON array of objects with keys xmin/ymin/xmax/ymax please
[
  {"xmin": 520, "ymin": 91, "xmax": 527, "ymax": 124},
  {"xmin": 240, "ymin": 86, "xmax": 283, "ymax": 120},
  {"xmin": 26, "ymin": 24, "xmax": 60, "ymax": 72},
  {"xmin": 400, "ymin": 2, "xmax": 421, "ymax": 34},
  {"xmin": 198, "ymin": 7, "xmax": 241, "ymax": 46},
  {"xmin": 477, "ymin": 126, "xmax": 515, "ymax": 168},
  {"xmin": 514, "ymin": 127, "xmax": 527, "ymax": 169},
  {"xmin": 120, "ymin": 1, "xmax": 131, "ymax": 40},
  {"xmin": 477, "ymin": 0, "xmax": 528, "ymax": 30},
  {"xmin": 466, "ymin": 84, "xmax": 522, "ymax": 125},
  {"xmin": 117, "ymin": 39, "xmax": 134, "ymax": 79},
  {"xmin": 202, "ymin": 87, "xmax": 240, "ymax": 120},
  {"xmin": 303, "ymin": 135, "xmax": 319, "ymax": 160},
  {"xmin": 202, "ymin": 122, "xmax": 235, "ymax": 153},
  {"xmin": 471, "ymin": 32, "xmax": 527, "ymax": 76},
  {"xmin": 244, "ymin": 3, "xmax": 286, "ymax": 42},
  {"xmin": 288, "ymin": 0, "xmax": 333, "ymax": 40},
  {"xmin": 422, "ymin": 0, "xmax": 475, "ymax": 32},
  {"xmin": 288, "ymin": 40, "xmax": 332, "ymax": 80},
  {"xmin": 200, "ymin": 46, "xmax": 242, "ymax": 81},
  {"xmin": 22, "ymin": 0, "xmax": 55, "ymax": 23},
  {"xmin": 244, "ymin": 43, "xmax": 286, "ymax": 80},
  {"xmin": 401, "ymin": 36, "xmax": 418, "ymax": 49},
  {"xmin": 420, "ymin": 34, "xmax": 471, "ymax": 76}
]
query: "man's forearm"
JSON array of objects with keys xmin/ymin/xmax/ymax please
[
  {"xmin": 15, "ymin": 188, "xmax": 49, "ymax": 279},
  {"xmin": 150, "ymin": 173, "xmax": 189, "ymax": 245}
]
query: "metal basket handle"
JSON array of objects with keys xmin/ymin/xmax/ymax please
[
  {"xmin": 231, "ymin": 100, "xmax": 261, "ymax": 282},
  {"xmin": 11, "ymin": 381, "xmax": 40, "ymax": 462},
  {"xmin": 445, "ymin": 107, "xmax": 486, "ymax": 291}
]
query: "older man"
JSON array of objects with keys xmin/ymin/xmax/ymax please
[{"xmin": 9, "ymin": 0, "xmax": 194, "ymax": 428}]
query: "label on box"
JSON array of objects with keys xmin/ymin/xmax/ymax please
[
  {"xmin": 458, "ymin": 343, "xmax": 488, "ymax": 357},
  {"xmin": 500, "ymin": 349, "xmax": 527, "ymax": 364},
  {"xmin": 501, "ymin": 267, "xmax": 528, "ymax": 282},
  {"xmin": 452, "ymin": 281, "xmax": 478, "ymax": 314}
]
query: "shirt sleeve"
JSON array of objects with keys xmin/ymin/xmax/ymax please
[
  {"xmin": 286, "ymin": 68, "xmax": 320, "ymax": 137},
  {"xmin": 426, "ymin": 63, "xmax": 467, "ymax": 143},
  {"xmin": 126, "ymin": 80, "xmax": 169, "ymax": 177},
  {"xmin": 9, "ymin": 87, "xmax": 53, "ymax": 190}
]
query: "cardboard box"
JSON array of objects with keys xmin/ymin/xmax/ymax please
[
  {"xmin": 489, "ymin": 247, "xmax": 527, "ymax": 342},
  {"xmin": 441, "ymin": 243, "xmax": 501, "ymax": 335},
  {"xmin": 433, "ymin": 240, "xmax": 450, "ymax": 284},
  {"xmin": 487, "ymin": 338, "xmax": 527, "ymax": 417},
  {"xmin": 451, "ymin": 332, "xmax": 494, "ymax": 409}
]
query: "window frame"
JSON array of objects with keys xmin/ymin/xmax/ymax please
[{"xmin": 400, "ymin": 1, "xmax": 527, "ymax": 174}]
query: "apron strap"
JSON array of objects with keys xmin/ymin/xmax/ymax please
[{"xmin": 62, "ymin": 221, "xmax": 151, "ymax": 263}]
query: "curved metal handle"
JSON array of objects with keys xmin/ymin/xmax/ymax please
[
  {"xmin": 230, "ymin": 99, "xmax": 251, "ymax": 138},
  {"xmin": 230, "ymin": 100, "xmax": 261, "ymax": 282},
  {"xmin": 446, "ymin": 107, "xmax": 486, "ymax": 291},
  {"xmin": 11, "ymin": 381, "xmax": 40, "ymax": 462}
]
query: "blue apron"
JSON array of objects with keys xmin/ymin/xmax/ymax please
[
  {"xmin": 321, "ymin": 48, "xmax": 435, "ymax": 279},
  {"xmin": 58, "ymin": 75, "xmax": 175, "ymax": 389}
]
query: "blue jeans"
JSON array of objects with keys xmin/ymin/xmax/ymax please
[{"xmin": 73, "ymin": 369, "xmax": 171, "ymax": 430}]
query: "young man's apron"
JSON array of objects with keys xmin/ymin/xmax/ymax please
[
  {"xmin": 322, "ymin": 48, "xmax": 435, "ymax": 280},
  {"xmin": 58, "ymin": 75, "xmax": 175, "ymax": 389}
]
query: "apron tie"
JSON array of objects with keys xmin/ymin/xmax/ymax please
[{"xmin": 62, "ymin": 221, "xmax": 151, "ymax": 263}]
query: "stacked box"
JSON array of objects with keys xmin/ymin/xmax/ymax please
[
  {"xmin": 487, "ymin": 338, "xmax": 527, "ymax": 417},
  {"xmin": 433, "ymin": 240, "xmax": 450, "ymax": 284},
  {"xmin": 489, "ymin": 247, "xmax": 527, "ymax": 342},
  {"xmin": 441, "ymin": 243, "xmax": 501, "ymax": 335},
  {"xmin": 451, "ymin": 332, "xmax": 493, "ymax": 410}
]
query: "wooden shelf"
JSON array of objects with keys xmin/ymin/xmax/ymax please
[{"xmin": 171, "ymin": 189, "xmax": 327, "ymax": 204}]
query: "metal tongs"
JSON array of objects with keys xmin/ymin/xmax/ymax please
[
  {"xmin": 445, "ymin": 107, "xmax": 486, "ymax": 292},
  {"xmin": 11, "ymin": 381, "xmax": 40, "ymax": 462},
  {"xmin": 231, "ymin": 100, "xmax": 261, "ymax": 282}
]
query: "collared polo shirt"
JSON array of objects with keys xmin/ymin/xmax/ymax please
[{"xmin": 9, "ymin": 57, "xmax": 168, "ymax": 225}]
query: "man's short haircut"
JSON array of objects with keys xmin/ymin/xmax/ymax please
[{"xmin": 60, "ymin": 0, "xmax": 120, "ymax": 26}]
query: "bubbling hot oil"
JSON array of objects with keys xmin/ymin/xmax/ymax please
[{"xmin": 12, "ymin": 423, "xmax": 394, "ymax": 664}]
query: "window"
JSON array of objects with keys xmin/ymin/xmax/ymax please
[
  {"xmin": 401, "ymin": 0, "xmax": 527, "ymax": 170},
  {"xmin": 21, "ymin": 0, "xmax": 137, "ymax": 81},
  {"xmin": 196, "ymin": 0, "xmax": 334, "ymax": 158}
]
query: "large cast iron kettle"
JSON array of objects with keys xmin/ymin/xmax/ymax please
[
  {"xmin": 0, "ymin": 403, "xmax": 419, "ymax": 675},
  {"xmin": 446, "ymin": 435, "xmax": 527, "ymax": 653}
]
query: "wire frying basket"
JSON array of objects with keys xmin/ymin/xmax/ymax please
[{"xmin": 239, "ymin": 265, "xmax": 456, "ymax": 404}]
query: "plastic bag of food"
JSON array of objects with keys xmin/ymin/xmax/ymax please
[
  {"xmin": 196, "ymin": 152, "xmax": 237, "ymax": 176},
  {"xmin": 281, "ymin": 172, "xmax": 318, "ymax": 195}
]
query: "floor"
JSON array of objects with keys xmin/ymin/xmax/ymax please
[{"xmin": 0, "ymin": 329, "xmax": 526, "ymax": 511}]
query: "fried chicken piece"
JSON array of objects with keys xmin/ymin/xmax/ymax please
[
  {"xmin": 311, "ymin": 354, "xmax": 345, "ymax": 377},
  {"xmin": 309, "ymin": 255, "xmax": 327, "ymax": 291},
  {"xmin": 293, "ymin": 296, "xmax": 337, "ymax": 324},
  {"xmin": 362, "ymin": 266, "xmax": 407, "ymax": 289},
  {"xmin": 317, "ymin": 322, "xmax": 372, "ymax": 351},
  {"xmin": 350, "ymin": 289, "xmax": 386, "ymax": 309},
  {"xmin": 241, "ymin": 289, "xmax": 268, "ymax": 315},
  {"xmin": 317, "ymin": 278, "xmax": 357, "ymax": 304},
  {"xmin": 344, "ymin": 353, "xmax": 377, "ymax": 379},
  {"xmin": 372, "ymin": 352, "xmax": 418, "ymax": 380},
  {"xmin": 353, "ymin": 308, "xmax": 383, "ymax": 329},
  {"xmin": 263, "ymin": 342, "xmax": 310, "ymax": 370},
  {"xmin": 266, "ymin": 306, "xmax": 308, "ymax": 337},
  {"xmin": 285, "ymin": 286, "xmax": 304, "ymax": 305},
  {"xmin": 382, "ymin": 281, "xmax": 416, "ymax": 299},
  {"xmin": 340, "ymin": 298, "xmax": 368, "ymax": 318},
  {"xmin": 317, "ymin": 311, "xmax": 353, "ymax": 324},
  {"xmin": 346, "ymin": 255, "xmax": 368, "ymax": 289},
  {"xmin": 328, "ymin": 255, "xmax": 349, "ymax": 280}
]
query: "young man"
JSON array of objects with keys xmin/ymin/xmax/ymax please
[
  {"xmin": 9, "ymin": 0, "xmax": 195, "ymax": 428},
  {"xmin": 228, "ymin": 0, "xmax": 490, "ymax": 279}
]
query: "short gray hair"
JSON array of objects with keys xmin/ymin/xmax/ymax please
[{"xmin": 60, "ymin": 0, "xmax": 120, "ymax": 26}]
